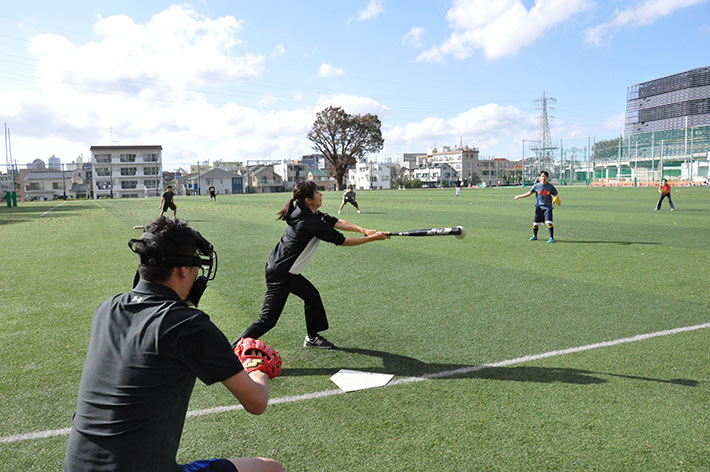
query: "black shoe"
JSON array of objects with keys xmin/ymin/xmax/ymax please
[{"xmin": 304, "ymin": 335, "xmax": 335, "ymax": 349}]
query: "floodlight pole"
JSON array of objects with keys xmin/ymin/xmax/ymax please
[{"xmin": 62, "ymin": 162, "xmax": 67, "ymax": 199}]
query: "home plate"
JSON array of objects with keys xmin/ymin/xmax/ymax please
[{"xmin": 330, "ymin": 369, "xmax": 394, "ymax": 392}]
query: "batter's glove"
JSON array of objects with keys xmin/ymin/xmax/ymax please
[
  {"xmin": 552, "ymin": 195, "xmax": 561, "ymax": 206},
  {"xmin": 234, "ymin": 338, "xmax": 282, "ymax": 379}
]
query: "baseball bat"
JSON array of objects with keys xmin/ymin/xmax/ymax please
[{"xmin": 390, "ymin": 226, "xmax": 466, "ymax": 239}]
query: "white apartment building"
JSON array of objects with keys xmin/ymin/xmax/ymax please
[
  {"xmin": 273, "ymin": 160, "xmax": 310, "ymax": 191},
  {"xmin": 415, "ymin": 146, "xmax": 479, "ymax": 182},
  {"xmin": 348, "ymin": 160, "xmax": 391, "ymax": 190},
  {"xmin": 411, "ymin": 163, "xmax": 457, "ymax": 187},
  {"xmin": 90, "ymin": 145, "xmax": 163, "ymax": 199},
  {"xmin": 477, "ymin": 157, "xmax": 517, "ymax": 187}
]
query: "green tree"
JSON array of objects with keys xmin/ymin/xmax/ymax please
[
  {"xmin": 307, "ymin": 106, "xmax": 384, "ymax": 190},
  {"xmin": 388, "ymin": 165, "xmax": 408, "ymax": 189},
  {"xmin": 409, "ymin": 178, "xmax": 423, "ymax": 188},
  {"xmin": 592, "ymin": 137, "xmax": 621, "ymax": 162},
  {"xmin": 470, "ymin": 172, "xmax": 482, "ymax": 186}
]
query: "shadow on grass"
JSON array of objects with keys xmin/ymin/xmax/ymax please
[
  {"xmin": 557, "ymin": 240, "xmax": 660, "ymax": 246},
  {"xmin": 282, "ymin": 347, "xmax": 697, "ymax": 387},
  {"xmin": 0, "ymin": 203, "xmax": 96, "ymax": 225}
]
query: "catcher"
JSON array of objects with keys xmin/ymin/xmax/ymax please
[{"xmin": 64, "ymin": 217, "xmax": 283, "ymax": 472}]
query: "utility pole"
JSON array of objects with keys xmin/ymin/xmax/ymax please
[{"xmin": 61, "ymin": 162, "xmax": 67, "ymax": 199}]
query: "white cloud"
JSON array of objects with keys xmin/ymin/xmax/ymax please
[
  {"xmin": 351, "ymin": 0, "xmax": 384, "ymax": 23},
  {"xmin": 401, "ymin": 26, "xmax": 424, "ymax": 47},
  {"xmin": 273, "ymin": 44, "xmax": 286, "ymax": 56},
  {"xmin": 418, "ymin": 0, "xmax": 592, "ymax": 61},
  {"xmin": 258, "ymin": 93, "xmax": 279, "ymax": 107},
  {"xmin": 315, "ymin": 93, "xmax": 389, "ymax": 116},
  {"xmin": 318, "ymin": 62, "xmax": 345, "ymax": 78},
  {"xmin": 385, "ymin": 103, "xmax": 537, "ymax": 156},
  {"xmin": 585, "ymin": 0, "xmax": 708, "ymax": 46},
  {"xmin": 28, "ymin": 5, "xmax": 263, "ymax": 94}
]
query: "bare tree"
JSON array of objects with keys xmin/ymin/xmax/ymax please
[{"xmin": 307, "ymin": 106, "xmax": 384, "ymax": 190}]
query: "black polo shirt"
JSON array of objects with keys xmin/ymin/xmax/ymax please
[{"xmin": 64, "ymin": 281, "xmax": 243, "ymax": 472}]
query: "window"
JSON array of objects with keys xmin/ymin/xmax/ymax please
[
  {"xmin": 95, "ymin": 167, "xmax": 110, "ymax": 176},
  {"xmin": 53, "ymin": 182, "xmax": 61, "ymax": 189},
  {"xmin": 121, "ymin": 167, "xmax": 137, "ymax": 176},
  {"xmin": 96, "ymin": 181, "xmax": 111, "ymax": 190},
  {"xmin": 259, "ymin": 176, "xmax": 268, "ymax": 185},
  {"xmin": 95, "ymin": 154, "xmax": 111, "ymax": 163},
  {"xmin": 121, "ymin": 180, "xmax": 138, "ymax": 189},
  {"xmin": 142, "ymin": 153, "xmax": 159, "ymax": 162},
  {"xmin": 143, "ymin": 167, "xmax": 158, "ymax": 175},
  {"xmin": 144, "ymin": 180, "xmax": 158, "ymax": 188},
  {"xmin": 119, "ymin": 154, "xmax": 136, "ymax": 163},
  {"xmin": 121, "ymin": 193, "xmax": 138, "ymax": 198},
  {"xmin": 28, "ymin": 182, "xmax": 42, "ymax": 190}
]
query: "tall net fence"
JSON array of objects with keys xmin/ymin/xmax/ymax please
[{"xmin": 522, "ymin": 126, "xmax": 710, "ymax": 186}]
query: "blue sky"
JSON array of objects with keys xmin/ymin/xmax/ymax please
[{"xmin": 1, "ymin": 0, "xmax": 709, "ymax": 170}]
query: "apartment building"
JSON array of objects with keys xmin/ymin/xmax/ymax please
[
  {"xmin": 411, "ymin": 163, "xmax": 457, "ymax": 188},
  {"xmin": 90, "ymin": 145, "xmax": 163, "ymax": 199},
  {"xmin": 477, "ymin": 157, "xmax": 517, "ymax": 187},
  {"xmin": 273, "ymin": 160, "xmax": 310, "ymax": 191},
  {"xmin": 347, "ymin": 160, "xmax": 391, "ymax": 190},
  {"xmin": 415, "ymin": 146, "xmax": 479, "ymax": 182}
]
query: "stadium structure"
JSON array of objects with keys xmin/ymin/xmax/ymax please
[
  {"xmin": 609, "ymin": 66, "xmax": 710, "ymax": 183},
  {"xmin": 525, "ymin": 67, "xmax": 710, "ymax": 185}
]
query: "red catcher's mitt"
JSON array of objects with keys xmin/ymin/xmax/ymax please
[{"xmin": 234, "ymin": 338, "xmax": 282, "ymax": 379}]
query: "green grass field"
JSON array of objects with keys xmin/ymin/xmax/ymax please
[{"xmin": 1, "ymin": 186, "xmax": 708, "ymax": 471}]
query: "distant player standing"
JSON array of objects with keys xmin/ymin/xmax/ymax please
[
  {"xmin": 158, "ymin": 185, "xmax": 177, "ymax": 219},
  {"xmin": 655, "ymin": 178, "xmax": 675, "ymax": 211},
  {"xmin": 209, "ymin": 184, "xmax": 217, "ymax": 204},
  {"xmin": 513, "ymin": 170, "xmax": 560, "ymax": 243},
  {"xmin": 338, "ymin": 185, "xmax": 360, "ymax": 214},
  {"xmin": 455, "ymin": 178, "xmax": 461, "ymax": 196}
]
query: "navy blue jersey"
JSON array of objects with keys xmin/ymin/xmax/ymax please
[{"xmin": 530, "ymin": 182, "xmax": 558, "ymax": 209}]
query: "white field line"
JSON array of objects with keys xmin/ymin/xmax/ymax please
[
  {"xmin": 38, "ymin": 200, "xmax": 66, "ymax": 217},
  {"xmin": 1, "ymin": 322, "xmax": 707, "ymax": 445}
]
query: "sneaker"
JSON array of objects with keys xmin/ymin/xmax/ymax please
[
  {"xmin": 654, "ymin": 208, "xmax": 659, "ymax": 211},
  {"xmin": 337, "ymin": 210, "xmax": 341, "ymax": 214},
  {"xmin": 357, "ymin": 210, "xmax": 361, "ymax": 213},
  {"xmin": 670, "ymin": 208, "xmax": 675, "ymax": 211},
  {"xmin": 547, "ymin": 237, "xmax": 555, "ymax": 243},
  {"xmin": 529, "ymin": 236, "xmax": 537, "ymax": 241},
  {"xmin": 304, "ymin": 335, "xmax": 335, "ymax": 349}
]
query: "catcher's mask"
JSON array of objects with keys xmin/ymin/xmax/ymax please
[{"xmin": 128, "ymin": 228, "xmax": 218, "ymax": 307}]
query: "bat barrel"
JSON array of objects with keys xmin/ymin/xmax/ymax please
[{"xmin": 391, "ymin": 226, "xmax": 464, "ymax": 237}]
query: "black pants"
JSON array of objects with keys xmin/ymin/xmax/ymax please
[
  {"xmin": 239, "ymin": 269, "xmax": 329, "ymax": 340},
  {"xmin": 656, "ymin": 193, "xmax": 675, "ymax": 210}
]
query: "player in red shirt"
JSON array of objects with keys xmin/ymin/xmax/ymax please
[{"xmin": 655, "ymin": 178, "xmax": 675, "ymax": 211}]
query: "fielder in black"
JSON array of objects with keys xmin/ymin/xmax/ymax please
[
  {"xmin": 238, "ymin": 180, "xmax": 389, "ymax": 349},
  {"xmin": 64, "ymin": 218, "xmax": 283, "ymax": 472},
  {"xmin": 209, "ymin": 184, "xmax": 217, "ymax": 204},
  {"xmin": 159, "ymin": 185, "xmax": 177, "ymax": 218}
]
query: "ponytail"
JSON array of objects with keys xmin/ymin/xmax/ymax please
[{"xmin": 277, "ymin": 181, "xmax": 318, "ymax": 220}]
